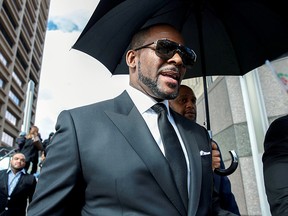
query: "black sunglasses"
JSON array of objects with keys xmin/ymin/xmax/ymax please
[{"xmin": 134, "ymin": 39, "xmax": 197, "ymax": 68}]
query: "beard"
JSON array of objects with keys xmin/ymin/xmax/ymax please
[
  {"xmin": 138, "ymin": 60, "xmax": 178, "ymax": 100},
  {"xmin": 11, "ymin": 164, "xmax": 24, "ymax": 172}
]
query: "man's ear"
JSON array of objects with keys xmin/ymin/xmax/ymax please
[{"xmin": 126, "ymin": 50, "xmax": 136, "ymax": 68}]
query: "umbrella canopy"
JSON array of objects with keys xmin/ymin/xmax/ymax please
[
  {"xmin": 73, "ymin": 0, "xmax": 288, "ymax": 79},
  {"xmin": 72, "ymin": 0, "xmax": 288, "ymax": 175},
  {"xmin": 73, "ymin": 0, "xmax": 187, "ymax": 75},
  {"xmin": 73, "ymin": 0, "xmax": 288, "ymax": 131}
]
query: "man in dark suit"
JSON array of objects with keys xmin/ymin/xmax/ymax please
[
  {"xmin": 262, "ymin": 114, "xmax": 288, "ymax": 215},
  {"xmin": 0, "ymin": 152, "xmax": 36, "ymax": 216},
  {"xmin": 169, "ymin": 84, "xmax": 240, "ymax": 215},
  {"xmin": 28, "ymin": 24, "xmax": 237, "ymax": 215}
]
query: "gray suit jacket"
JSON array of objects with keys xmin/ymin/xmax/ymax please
[{"xmin": 28, "ymin": 91, "xmax": 234, "ymax": 216}]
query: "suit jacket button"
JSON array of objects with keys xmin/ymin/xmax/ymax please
[
  {"xmin": 7, "ymin": 197, "xmax": 11, "ymax": 200},
  {"xmin": 5, "ymin": 207, "xmax": 8, "ymax": 210}
]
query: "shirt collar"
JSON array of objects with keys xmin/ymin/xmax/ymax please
[
  {"xmin": 7, "ymin": 168, "xmax": 26, "ymax": 175},
  {"xmin": 126, "ymin": 85, "xmax": 171, "ymax": 115}
]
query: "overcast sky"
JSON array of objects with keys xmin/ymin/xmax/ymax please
[{"xmin": 35, "ymin": 0, "xmax": 129, "ymax": 139}]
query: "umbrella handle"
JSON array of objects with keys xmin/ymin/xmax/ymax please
[{"xmin": 214, "ymin": 150, "xmax": 238, "ymax": 176}]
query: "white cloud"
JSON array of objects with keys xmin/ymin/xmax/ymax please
[
  {"xmin": 35, "ymin": 0, "xmax": 129, "ymax": 139},
  {"xmin": 48, "ymin": 17, "xmax": 80, "ymax": 32},
  {"xmin": 47, "ymin": 9, "xmax": 92, "ymax": 32}
]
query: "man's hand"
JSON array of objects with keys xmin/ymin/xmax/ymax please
[{"xmin": 212, "ymin": 141, "xmax": 221, "ymax": 170}]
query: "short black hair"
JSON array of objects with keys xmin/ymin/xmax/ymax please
[
  {"xmin": 130, "ymin": 26, "xmax": 150, "ymax": 50},
  {"xmin": 130, "ymin": 24, "xmax": 178, "ymax": 50}
]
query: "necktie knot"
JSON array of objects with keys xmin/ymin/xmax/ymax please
[{"xmin": 152, "ymin": 103, "xmax": 167, "ymax": 115}]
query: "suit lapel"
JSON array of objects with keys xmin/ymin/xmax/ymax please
[
  {"xmin": 105, "ymin": 91, "xmax": 186, "ymax": 216},
  {"xmin": 0, "ymin": 171, "xmax": 9, "ymax": 195}
]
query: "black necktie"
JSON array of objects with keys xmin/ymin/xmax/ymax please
[{"xmin": 152, "ymin": 103, "xmax": 188, "ymax": 205}]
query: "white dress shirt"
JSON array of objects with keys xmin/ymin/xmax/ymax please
[{"xmin": 126, "ymin": 86, "xmax": 191, "ymax": 193}]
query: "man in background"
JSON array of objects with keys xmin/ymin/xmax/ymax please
[
  {"xmin": 0, "ymin": 152, "xmax": 36, "ymax": 216},
  {"xmin": 169, "ymin": 84, "xmax": 240, "ymax": 215}
]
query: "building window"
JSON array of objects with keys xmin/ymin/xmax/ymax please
[
  {"xmin": 12, "ymin": 71, "xmax": 23, "ymax": 87},
  {"xmin": 1, "ymin": 132, "xmax": 14, "ymax": 147},
  {"xmin": 9, "ymin": 91, "xmax": 20, "ymax": 106},
  {"xmin": 5, "ymin": 110, "xmax": 17, "ymax": 126},
  {"xmin": 0, "ymin": 51, "xmax": 8, "ymax": 66},
  {"xmin": 0, "ymin": 78, "xmax": 4, "ymax": 88},
  {"xmin": 16, "ymin": 51, "xmax": 28, "ymax": 70}
]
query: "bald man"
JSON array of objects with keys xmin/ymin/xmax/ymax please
[
  {"xmin": 170, "ymin": 84, "xmax": 240, "ymax": 215},
  {"xmin": 0, "ymin": 153, "xmax": 37, "ymax": 216}
]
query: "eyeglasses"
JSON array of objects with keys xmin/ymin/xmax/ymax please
[{"xmin": 134, "ymin": 39, "xmax": 197, "ymax": 68}]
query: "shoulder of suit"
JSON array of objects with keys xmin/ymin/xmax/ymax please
[
  {"xmin": 172, "ymin": 110, "xmax": 206, "ymax": 130},
  {"xmin": 66, "ymin": 91, "xmax": 130, "ymax": 115},
  {"xmin": 0, "ymin": 169, "xmax": 7, "ymax": 174},
  {"xmin": 22, "ymin": 173, "xmax": 37, "ymax": 182}
]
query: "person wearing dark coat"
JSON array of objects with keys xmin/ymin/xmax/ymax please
[
  {"xmin": 0, "ymin": 153, "xmax": 36, "ymax": 216},
  {"xmin": 20, "ymin": 126, "xmax": 43, "ymax": 174},
  {"xmin": 263, "ymin": 114, "xmax": 288, "ymax": 215},
  {"xmin": 15, "ymin": 132, "xmax": 26, "ymax": 152},
  {"xmin": 169, "ymin": 84, "xmax": 240, "ymax": 215},
  {"xmin": 27, "ymin": 24, "xmax": 237, "ymax": 216},
  {"xmin": 41, "ymin": 132, "xmax": 54, "ymax": 156}
]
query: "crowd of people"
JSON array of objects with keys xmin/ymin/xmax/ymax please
[
  {"xmin": 25, "ymin": 24, "xmax": 242, "ymax": 216},
  {"xmin": 0, "ymin": 126, "xmax": 54, "ymax": 216},
  {"xmin": 1, "ymin": 106, "xmax": 287, "ymax": 216},
  {"xmin": 14, "ymin": 126, "xmax": 54, "ymax": 176},
  {"xmin": 0, "ymin": 10, "xmax": 286, "ymax": 216}
]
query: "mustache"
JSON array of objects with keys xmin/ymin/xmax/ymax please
[{"xmin": 158, "ymin": 66, "xmax": 180, "ymax": 73}]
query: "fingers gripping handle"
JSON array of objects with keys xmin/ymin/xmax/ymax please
[{"xmin": 214, "ymin": 150, "xmax": 239, "ymax": 176}]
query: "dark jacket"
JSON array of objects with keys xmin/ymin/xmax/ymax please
[
  {"xmin": 20, "ymin": 138, "xmax": 39, "ymax": 163},
  {"xmin": 15, "ymin": 136, "xmax": 26, "ymax": 151},
  {"xmin": 0, "ymin": 169, "xmax": 36, "ymax": 216},
  {"xmin": 28, "ymin": 91, "xmax": 237, "ymax": 216},
  {"xmin": 263, "ymin": 114, "xmax": 288, "ymax": 215}
]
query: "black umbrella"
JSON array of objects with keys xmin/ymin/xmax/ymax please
[
  {"xmin": 73, "ymin": 0, "xmax": 187, "ymax": 77},
  {"xmin": 73, "ymin": 0, "xmax": 288, "ymax": 129},
  {"xmin": 72, "ymin": 0, "xmax": 288, "ymax": 175}
]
